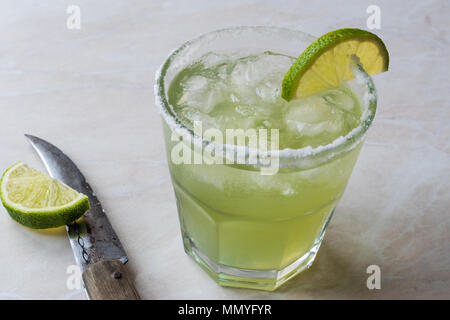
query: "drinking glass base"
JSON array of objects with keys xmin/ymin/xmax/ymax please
[{"xmin": 182, "ymin": 232, "xmax": 325, "ymax": 291}]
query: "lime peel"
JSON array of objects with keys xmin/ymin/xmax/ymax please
[
  {"xmin": 282, "ymin": 28, "xmax": 389, "ymax": 101},
  {"xmin": 0, "ymin": 162, "xmax": 89, "ymax": 229}
]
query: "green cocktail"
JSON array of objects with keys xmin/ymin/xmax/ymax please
[{"xmin": 156, "ymin": 27, "xmax": 381, "ymax": 290}]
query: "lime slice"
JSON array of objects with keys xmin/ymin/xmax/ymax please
[
  {"xmin": 0, "ymin": 162, "xmax": 89, "ymax": 229},
  {"xmin": 282, "ymin": 28, "xmax": 389, "ymax": 100}
]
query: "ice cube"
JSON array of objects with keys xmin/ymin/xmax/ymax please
[
  {"xmin": 255, "ymin": 81, "xmax": 279, "ymax": 102},
  {"xmin": 184, "ymin": 75, "xmax": 208, "ymax": 91},
  {"xmin": 249, "ymin": 52, "xmax": 293, "ymax": 81},
  {"xmin": 286, "ymin": 97, "xmax": 337, "ymax": 124},
  {"xmin": 179, "ymin": 108, "xmax": 217, "ymax": 130},
  {"xmin": 217, "ymin": 65, "xmax": 228, "ymax": 80},
  {"xmin": 285, "ymin": 92, "xmax": 347, "ymax": 137},
  {"xmin": 235, "ymin": 104, "xmax": 257, "ymax": 117},
  {"xmin": 321, "ymin": 89, "xmax": 355, "ymax": 111},
  {"xmin": 262, "ymin": 120, "xmax": 273, "ymax": 128},
  {"xmin": 181, "ymin": 76, "xmax": 224, "ymax": 114},
  {"xmin": 200, "ymin": 52, "xmax": 228, "ymax": 68},
  {"xmin": 286, "ymin": 118, "xmax": 344, "ymax": 136}
]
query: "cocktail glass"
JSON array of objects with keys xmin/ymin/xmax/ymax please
[{"xmin": 155, "ymin": 26, "xmax": 377, "ymax": 291}]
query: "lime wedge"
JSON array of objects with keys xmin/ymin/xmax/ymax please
[
  {"xmin": 282, "ymin": 28, "xmax": 389, "ymax": 100},
  {"xmin": 0, "ymin": 162, "xmax": 89, "ymax": 229}
]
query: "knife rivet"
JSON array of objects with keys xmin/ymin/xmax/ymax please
[{"xmin": 112, "ymin": 271, "xmax": 122, "ymax": 279}]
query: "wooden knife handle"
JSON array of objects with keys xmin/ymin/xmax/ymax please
[{"xmin": 82, "ymin": 259, "xmax": 141, "ymax": 300}]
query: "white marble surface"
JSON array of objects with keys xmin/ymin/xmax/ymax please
[{"xmin": 0, "ymin": 0, "xmax": 449, "ymax": 299}]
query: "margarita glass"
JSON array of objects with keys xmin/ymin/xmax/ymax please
[{"xmin": 155, "ymin": 27, "xmax": 377, "ymax": 290}]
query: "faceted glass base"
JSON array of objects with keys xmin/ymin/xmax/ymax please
[{"xmin": 182, "ymin": 231, "xmax": 326, "ymax": 291}]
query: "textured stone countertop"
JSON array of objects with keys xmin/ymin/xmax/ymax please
[{"xmin": 0, "ymin": 0, "xmax": 448, "ymax": 299}]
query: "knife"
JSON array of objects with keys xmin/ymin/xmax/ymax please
[{"xmin": 25, "ymin": 134, "xmax": 140, "ymax": 300}]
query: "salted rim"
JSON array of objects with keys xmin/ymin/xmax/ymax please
[{"xmin": 154, "ymin": 26, "xmax": 377, "ymax": 166}]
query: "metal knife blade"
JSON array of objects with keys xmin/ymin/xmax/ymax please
[{"xmin": 24, "ymin": 134, "xmax": 128, "ymax": 272}]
